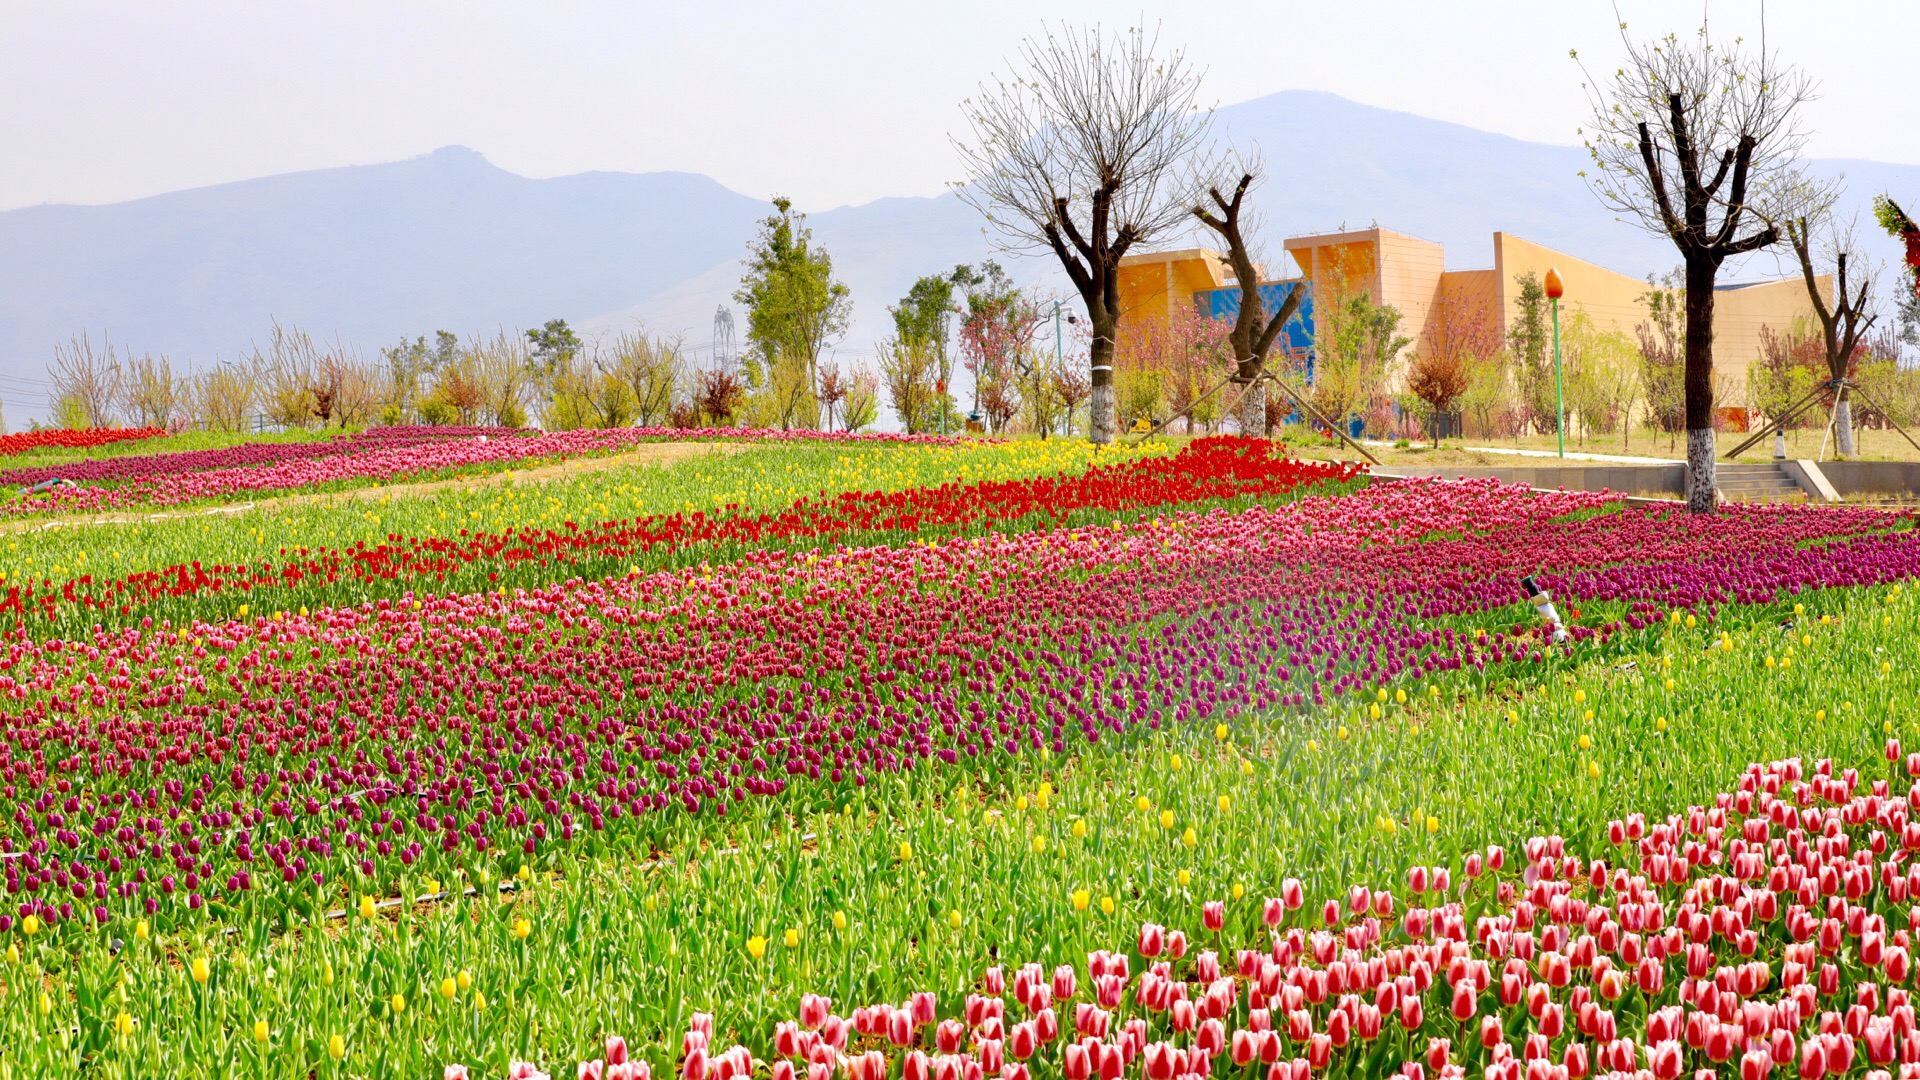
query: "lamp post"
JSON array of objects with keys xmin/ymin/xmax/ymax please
[{"xmin": 1544, "ymin": 267, "xmax": 1566, "ymax": 459}]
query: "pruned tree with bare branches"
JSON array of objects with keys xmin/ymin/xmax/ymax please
[
  {"xmin": 49, "ymin": 333, "xmax": 124, "ymax": 429},
  {"xmin": 122, "ymin": 352, "xmax": 185, "ymax": 430},
  {"xmin": 1191, "ymin": 163, "xmax": 1306, "ymax": 437},
  {"xmin": 1578, "ymin": 20, "xmax": 1812, "ymax": 512},
  {"xmin": 1783, "ymin": 198, "xmax": 1879, "ymax": 457},
  {"xmin": 954, "ymin": 23, "xmax": 1215, "ymax": 445}
]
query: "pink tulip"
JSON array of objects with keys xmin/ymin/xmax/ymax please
[
  {"xmin": 1202, "ymin": 901, "xmax": 1225, "ymax": 931},
  {"xmin": 1138, "ymin": 923, "xmax": 1165, "ymax": 958},
  {"xmin": 446, "ymin": 1068, "xmax": 471, "ymax": 1080},
  {"xmin": 800, "ymin": 995, "xmax": 831, "ymax": 1030},
  {"xmin": 581, "ymin": 1063, "xmax": 605, "ymax": 1080}
]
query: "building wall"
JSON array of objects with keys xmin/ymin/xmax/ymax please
[
  {"xmin": 1116, "ymin": 227, "xmax": 1827, "ymax": 415},
  {"xmin": 1115, "ymin": 248, "xmax": 1231, "ymax": 332},
  {"xmin": 1492, "ymin": 232, "xmax": 1826, "ymax": 404}
]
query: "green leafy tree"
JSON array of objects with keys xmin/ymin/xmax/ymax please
[
  {"xmin": 891, "ymin": 266, "xmax": 971, "ymax": 431},
  {"xmin": 1507, "ymin": 272, "xmax": 1554, "ymax": 435},
  {"xmin": 734, "ymin": 198, "xmax": 851, "ymax": 428}
]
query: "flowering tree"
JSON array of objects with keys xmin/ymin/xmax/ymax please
[
  {"xmin": 957, "ymin": 268, "xmax": 1043, "ymax": 435},
  {"xmin": 1407, "ymin": 288, "xmax": 1501, "ymax": 444}
]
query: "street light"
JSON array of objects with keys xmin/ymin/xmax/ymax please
[{"xmin": 1544, "ymin": 267, "xmax": 1566, "ymax": 459}]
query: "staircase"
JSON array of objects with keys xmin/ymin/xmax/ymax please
[{"xmin": 1717, "ymin": 462, "xmax": 1805, "ymax": 503}]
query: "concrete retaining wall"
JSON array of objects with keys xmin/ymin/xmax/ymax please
[
  {"xmin": 1816, "ymin": 462, "xmax": 1920, "ymax": 499},
  {"xmin": 1371, "ymin": 464, "xmax": 1686, "ymax": 498}
]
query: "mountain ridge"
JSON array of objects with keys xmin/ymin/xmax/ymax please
[{"xmin": 1, "ymin": 90, "xmax": 1913, "ymax": 418}]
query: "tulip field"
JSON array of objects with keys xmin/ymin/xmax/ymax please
[{"xmin": 1, "ymin": 432, "xmax": 1919, "ymax": 1079}]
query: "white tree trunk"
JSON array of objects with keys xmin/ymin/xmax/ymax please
[
  {"xmin": 1239, "ymin": 380, "xmax": 1267, "ymax": 437},
  {"xmin": 1686, "ymin": 427, "xmax": 1717, "ymax": 513},
  {"xmin": 1835, "ymin": 397, "xmax": 1856, "ymax": 458},
  {"xmin": 1090, "ymin": 382, "xmax": 1116, "ymax": 445}
]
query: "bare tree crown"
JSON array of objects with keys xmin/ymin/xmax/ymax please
[
  {"xmin": 1576, "ymin": 20, "xmax": 1812, "ymax": 263},
  {"xmin": 952, "ymin": 23, "xmax": 1215, "ymax": 288}
]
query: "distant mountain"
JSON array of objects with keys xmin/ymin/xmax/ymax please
[{"xmin": 2, "ymin": 91, "xmax": 1915, "ymax": 419}]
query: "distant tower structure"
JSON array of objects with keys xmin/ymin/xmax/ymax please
[{"xmin": 712, "ymin": 306, "xmax": 738, "ymax": 374}]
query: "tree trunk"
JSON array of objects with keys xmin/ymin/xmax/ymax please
[
  {"xmin": 1835, "ymin": 395, "xmax": 1856, "ymax": 458},
  {"xmin": 1239, "ymin": 379, "xmax": 1267, "ymax": 438},
  {"xmin": 1088, "ymin": 317, "xmax": 1117, "ymax": 445},
  {"xmin": 1683, "ymin": 257, "xmax": 1719, "ymax": 514}
]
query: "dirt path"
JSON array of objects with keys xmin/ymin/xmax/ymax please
[{"xmin": 0, "ymin": 440, "xmax": 746, "ymax": 534}]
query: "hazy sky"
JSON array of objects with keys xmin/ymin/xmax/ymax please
[{"xmin": 2, "ymin": 1, "xmax": 1917, "ymax": 213}]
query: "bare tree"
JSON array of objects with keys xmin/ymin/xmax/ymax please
[
  {"xmin": 122, "ymin": 352, "xmax": 185, "ymax": 429},
  {"xmin": 1578, "ymin": 20, "xmax": 1812, "ymax": 511},
  {"xmin": 193, "ymin": 362, "xmax": 258, "ymax": 432},
  {"xmin": 250, "ymin": 321, "xmax": 322, "ymax": 429},
  {"xmin": 609, "ymin": 330, "xmax": 684, "ymax": 426},
  {"xmin": 471, "ymin": 330, "xmax": 532, "ymax": 427},
  {"xmin": 1191, "ymin": 165, "xmax": 1306, "ymax": 436},
  {"xmin": 1783, "ymin": 202, "xmax": 1878, "ymax": 456},
  {"xmin": 49, "ymin": 333, "xmax": 124, "ymax": 428},
  {"xmin": 877, "ymin": 337, "xmax": 939, "ymax": 434},
  {"xmin": 954, "ymin": 23, "xmax": 1215, "ymax": 445}
]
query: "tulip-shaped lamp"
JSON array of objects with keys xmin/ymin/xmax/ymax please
[{"xmin": 1544, "ymin": 268, "xmax": 1566, "ymax": 458}]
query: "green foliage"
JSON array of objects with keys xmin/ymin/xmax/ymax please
[
  {"xmin": 1310, "ymin": 287, "xmax": 1408, "ymax": 432},
  {"xmin": 735, "ymin": 198, "xmax": 851, "ymax": 404},
  {"xmin": 526, "ymin": 320, "xmax": 582, "ymax": 376},
  {"xmin": 1508, "ymin": 271, "xmax": 1554, "ymax": 433},
  {"xmin": 50, "ymin": 393, "xmax": 91, "ymax": 431}
]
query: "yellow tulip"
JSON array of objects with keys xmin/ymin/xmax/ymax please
[
  {"xmin": 1181, "ymin": 827, "xmax": 1197, "ymax": 847},
  {"xmin": 390, "ymin": 993, "xmax": 406, "ymax": 1014},
  {"xmin": 114, "ymin": 1011, "xmax": 135, "ymax": 1036},
  {"xmin": 439, "ymin": 977, "xmax": 458, "ymax": 1000},
  {"xmin": 784, "ymin": 928, "xmax": 800, "ymax": 948},
  {"xmin": 1158, "ymin": 809, "xmax": 1175, "ymax": 830},
  {"xmin": 1071, "ymin": 889, "xmax": 1091, "ymax": 911},
  {"xmin": 1176, "ymin": 869, "xmax": 1191, "ymax": 886},
  {"xmin": 191, "ymin": 955, "xmax": 211, "ymax": 984},
  {"xmin": 1100, "ymin": 896, "xmax": 1116, "ymax": 915},
  {"xmin": 1030, "ymin": 835, "xmax": 1046, "ymax": 854},
  {"xmin": 328, "ymin": 1034, "xmax": 346, "ymax": 1060},
  {"xmin": 832, "ymin": 911, "xmax": 848, "ymax": 931},
  {"xmin": 22, "ymin": 914, "xmax": 39, "ymax": 936},
  {"xmin": 948, "ymin": 910, "xmax": 963, "ymax": 929},
  {"xmin": 358, "ymin": 895, "xmax": 377, "ymax": 921},
  {"xmin": 511, "ymin": 918, "xmax": 531, "ymax": 940},
  {"xmin": 1072, "ymin": 819, "xmax": 1088, "ymax": 838},
  {"xmin": 1216, "ymin": 795, "xmax": 1231, "ymax": 813},
  {"xmin": 253, "ymin": 1019, "xmax": 269, "ymax": 1042},
  {"xmin": 1214, "ymin": 723, "xmax": 1229, "ymax": 741},
  {"xmin": 747, "ymin": 935, "xmax": 767, "ymax": 960}
]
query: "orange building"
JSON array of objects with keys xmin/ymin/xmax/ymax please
[{"xmin": 1116, "ymin": 226, "xmax": 1822, "ymax": 416}]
